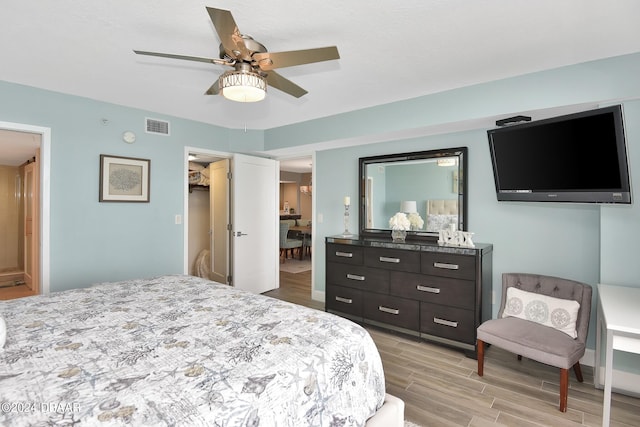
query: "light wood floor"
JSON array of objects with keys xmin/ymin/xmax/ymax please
[
  {"xmin": 0, "ymin": 283, "xmax": 37, "ymax": 300},
  {"xmin": 266, "ymin": 270, "xmax": 640, "ymax": 427}
]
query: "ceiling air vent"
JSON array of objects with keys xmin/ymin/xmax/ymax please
[{"xmin": 145, "ymin": 118, "xmax": 170, "ymax": 136}]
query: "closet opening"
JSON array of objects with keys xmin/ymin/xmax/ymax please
[{"xmin": 186, "ymin": 151, "xmax": 228, "ymax": 283}]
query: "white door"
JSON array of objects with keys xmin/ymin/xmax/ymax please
[
  {"xmin": 231, "ymin": 153, "xmax": 279, "ymax": 294},
  {"xmin": 210, "ymin": 159, "xmax": 230, "ymax": 284}
]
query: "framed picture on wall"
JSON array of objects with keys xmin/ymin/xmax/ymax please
[{"xmin": 99, "ymin": 154, "xmax": 150, "ymax": 202}]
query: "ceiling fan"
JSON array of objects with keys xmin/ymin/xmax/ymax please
[{"xmin": 134, "ymin": 7, "xmax": 340, "ymax": 102}]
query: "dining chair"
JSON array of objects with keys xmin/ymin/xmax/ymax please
[{"xmin": 279, "ymin": 222, "xmax": 302, "ymax": 263}]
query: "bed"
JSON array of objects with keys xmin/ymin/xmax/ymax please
[
  {"xmin": 425, "ymin": 199, "xmax": 458, "ymax": 232},
  {"xmin": 0, "ymin": 275, "xmax": 402, "ymax": 426}
]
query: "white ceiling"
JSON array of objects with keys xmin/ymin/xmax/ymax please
[
  {"xmin": 3, "ymin": 1, "xmax": 640, "ymax": 170},
  {"xmin": 3, "ymin": 0, "xmax": 640, "ymax": 132},
  {"xmin": 0, "ymin": 130, "xmax": 41, "ymax": 166}
]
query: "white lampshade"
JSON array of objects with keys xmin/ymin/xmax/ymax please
[
  {"xmin": 400, "ymin": 200, "xmax": 417, "ymax": 213},
  {"xmin": 437, "ymin": 158, "xmax": 457, "ymax": 167},
  {"xmin": 219, "ymin": 70, "xmax": 267, "ymax": 103}
]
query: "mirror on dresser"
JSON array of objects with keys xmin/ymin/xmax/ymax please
[{"xmin": 358, "ymin": 147, "xmax": 468, "ymax": 240}]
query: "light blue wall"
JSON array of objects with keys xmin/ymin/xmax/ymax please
[
  {"xmin": 307, "ymin": 53, "xmax": 640, "ymax": 376},
  {"xmin": 600, "ymin": 100, "xmax": 640, "ymax": 286},
  {"xmin": 366, "ymin": 162, "xmax": 455, "ymax": 227},
  {"xmin": 385, "ymin": 162, "xmax": 455, "ymax": 221},
  {"xmin": 2, "ymin": 51, "xmax": 640, "ymax": 376},
  {"xmin": 599, "ymin": 100, "xmax": 640, "ymax": 372},
  {"xmin": 314, "ymin": 129, "xmax": 601, "ymax": 293},
  {"xmin": 0, "ymin": 80, "xmax": 263, "ymax": 291},
  {"xmin": 264, "ymin": 52, "xmax": 640, "ymax": 150}
]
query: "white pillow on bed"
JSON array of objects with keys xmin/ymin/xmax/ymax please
[
  {"xmin": 426, "ymin": 214, "xmax": 457, "ymax": 232},
  {"xmin": 0, "ymin": 316, "xmax": 6, "ymax": 348},
  {"xmin": 502, "ymin": 287, "xmax": 580, "ymax": 338}
]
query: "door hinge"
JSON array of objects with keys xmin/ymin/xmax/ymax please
[
  {"xmin": 227, "ymin": 171, "xmax": 232, "ymax": 180},
  {"xmin": 227, "ymin": 275, "xmax": 232, "ymax": 285},
  {"xmin": 227, "ymin": 223, "xmax": 232, "ymax": 231}
]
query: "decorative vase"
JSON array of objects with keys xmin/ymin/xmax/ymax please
[{"xmin": 391, "ymin": 229, "xmax": 407, "ymax": 242}]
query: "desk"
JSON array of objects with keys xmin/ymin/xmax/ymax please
[
  {"xmin": 595, "ymin": 284, "xmax": 640, "ymax": 427},
  {"xmin": 289, "ymin": 226, "xmax": 312, "ymax": 258}
]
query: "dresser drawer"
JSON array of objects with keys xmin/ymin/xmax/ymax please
[
  {"xmin": 421, "ymin": 252, "xmax": 476, "ymax": 280},
  {"xmin": 326, "ymin": 285, "xmax": 363, "ymax": 318},
  {"xmin": 363, "ymin": 293, "xmax": 419, "ymax": 330},
  {"xmin": 326, "ymin": 244, "xmax": 364, "ymax": 265},
  {"xmin": 326, "ymin": 262, "xmax": 389, "ymax": 293},
  {"xmin": 389, "ymin": 272, "xmax": 476, "ymax": 310},
  {"xmin": 420, "ymin": 302, "xmax": 475, "ymax": 344},
  {"xmin": 365, "ymin": 247, "xmax": 420, "ymax": 273}
]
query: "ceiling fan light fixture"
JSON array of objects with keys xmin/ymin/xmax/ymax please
[{"xmin": 219, "ymin": 69, "xmax": 267, "ymax": 102}]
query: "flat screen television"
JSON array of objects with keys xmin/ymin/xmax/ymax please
[{"xmin": 487, "ymin": 105, "xmax": 631, "ymax": 204}]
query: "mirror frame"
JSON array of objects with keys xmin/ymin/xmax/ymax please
[{"xmin": 358, "ymin": 147, "xmax": 468, "ymax": 241}]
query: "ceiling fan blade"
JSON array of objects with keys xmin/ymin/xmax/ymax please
[
  {"xmin": 206, "ymin": 7, "xmax": 251, "ymax": 61},
  {"xmin": 133, "ymin": 50, "xmax": 228, "ymax": 65},
  {"xmin": 253, "ymin": 46, "xmax": 339, "ymax": 71},
  {"xmin": 266, "ymin": 71, "xmax": 308, "ymax": 98}
]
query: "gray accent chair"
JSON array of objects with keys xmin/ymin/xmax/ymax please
[
  {"xmin": 279, "ymin": 222, "xmax": 302, "ymax": 263},
  {"xmin": 477, "ymin": 273, "xmax": 592, "ymax": 412}
]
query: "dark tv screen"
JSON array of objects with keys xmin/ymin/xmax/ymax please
[{"xmin": 487, "ymin": 105, "xmax": 631, "ymax": 203}]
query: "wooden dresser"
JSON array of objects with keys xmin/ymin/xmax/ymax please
[{"xmin": 325, "ymin": 236, "xmax": 493, "ymax": 358}]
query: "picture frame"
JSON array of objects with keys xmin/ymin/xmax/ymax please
[{"xmin": 99, "ymin": 154, "xmax": 150, "ymax": 202}]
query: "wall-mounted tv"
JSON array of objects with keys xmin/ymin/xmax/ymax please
[{"xmin": 487, "ymin": 105, "xmax": 631, "ymax": 204}]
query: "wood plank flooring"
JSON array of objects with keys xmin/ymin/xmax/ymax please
[
  {"xmin": 0, "ymin": 283, "xmax": 37, "ymax": 300},
  {"xmin": 266, "ymin": 270, "xmax": 640, "ymax": 427}
]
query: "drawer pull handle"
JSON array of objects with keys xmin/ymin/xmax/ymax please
[
  {"xmin": 417, "ymin": 285, "xmax": 441, "ymax": 294},
  {"xmin": 346, "ymin": 274, "xmax": 365, "ymax": 281},
  {"xmin": 433, "ymin": 317, "xmax": 458, "ymax": 328},
  {"xmin": 335, "ymin": 251, "xmax": 353, "ymax": 258},
  {"xmin": 433, "ymin": 262, "xmax": 459, "ymax": 270},
  {"xmin": 379, "ymin": 256, "xmax": 400, "ymax": 263},
  {"xmin": 378, "ymin": 306, "xmax": 400, "ymax": 315},
  {"xmin": 335, "ymin": 296, "xmax": 353, "ymax": 304}
]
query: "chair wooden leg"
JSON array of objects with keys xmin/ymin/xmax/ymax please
[
  {"xmin": 573, "ymin": 362, "xmax": 584, "ymax": 383},
  {"xmin": 559, "ymin": 368, "xmax": 569, "ymax": 412},
  {"xmin": 477, "ymin": 339, "xmax": 484, "ymax": 377}
]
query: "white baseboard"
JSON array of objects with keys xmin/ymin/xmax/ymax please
[
  {"xmin": 581, "ymin": 348, "xmax": 596, "ymax": 367},
  {"xmin": 312, "ymin": 290, "xmax": 325, "ymax": 303},
  {"xmin": 580, "ymin": 349, "xmax": 640, "ymax": 397}
]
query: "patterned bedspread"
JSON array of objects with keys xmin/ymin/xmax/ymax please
[{"xmin": 0, "ymin": 275, "xmax": 385, "ymax": 426}]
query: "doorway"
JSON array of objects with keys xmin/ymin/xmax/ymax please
[
  {"xmin": 185, "ymin": 149, "xmax": 227, "ymax": 280},
  {"xmin": 278, "ymin": 156, "xmax": 313, "ymax": 296},
  {"xmin": 183, "ymin": 148, "xmax": 279, "ymax": 294},
  {"xmin": 0, "ymin": 122, "xmax": 51, "ymax": 298}
]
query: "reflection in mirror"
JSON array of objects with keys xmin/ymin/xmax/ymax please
[{"xmin": 359, "ymin": 147, "xmax": 467, "ymax": 241}]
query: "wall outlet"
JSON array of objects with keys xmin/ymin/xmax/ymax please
[
  {"xmin": 317, "ymin": 213, "xmax": 323, "ymax": 223},
  {"xmin": 492, "ymin": 291, "xmax": 496, "ymax": 305},
  {"xmin": 175, "ymin": 214, "xmax": 182, "ymax": 225}
]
